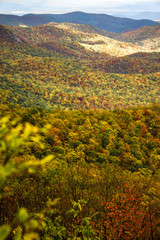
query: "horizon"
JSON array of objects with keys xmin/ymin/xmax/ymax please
[
  {"xmin": 0, "ymin": 0, "xmax": 160, "ymax": 19},
  {"xmin": 0, "ymin": 9, "xmax": 160, "ymax": 16},
  {"xmin": 0, "ymin": 9, "xmax": 160, "ymax": 22}
]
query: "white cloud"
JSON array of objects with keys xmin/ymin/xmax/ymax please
[
  {"xmin": 45, "ymin": 0, "xmax": 159, "ymax": 5},
  {"xmin": 0, "ymin": 0, "xmax": 42, "ymax": 3},
  {"xmin": 0, "ymin": 0, "xmax": 24, "ymax": 2},
  {"xmin": 0, "ymin": 0, "xmax": 158, "ymax": 4},
  {"xmin": 0, "ymin": 0, "xmax": 159, "ymax": 13},
  {"xmin": 47, "ymin": 1, "xmax": 158, "ymax": 12}
]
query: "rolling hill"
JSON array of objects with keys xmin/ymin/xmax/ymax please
[
  {"xmin": 92, "ymin": 52, "xmax": 160, "ymax": 74},
  {"xmin": 0, "ymin": 10, "xmax": 160, "ymax": 240},
  {"xmin": 0, "ymin": 12, "xmax": 160, "ymax": 240},
  {"xmin": 0, "ymin": 11, "xmax": 159, "ymax": 33},
  {"xmin": 116, "ymin": 25, "xmax": 160, "ymax": 43},
  {"xmin": 0, "ymin": 23, "xmax": 159, "ymax": 110},
  {"xmin": 6, "ymin": 24, "xmax": 160, "ymax": 58}
]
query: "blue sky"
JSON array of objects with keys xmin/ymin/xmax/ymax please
[{"xmin": 0, "ymin": 0, "xmax": 159, "ymax": 15}]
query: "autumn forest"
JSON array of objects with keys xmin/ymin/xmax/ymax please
[{"xmin": 0, "ymin": 18, "xmax": 160, "ymax": 240}]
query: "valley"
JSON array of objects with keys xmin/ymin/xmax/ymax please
[
  {"xmin": 0, "ymin": 23, "xmax": 159, "ymax": 110},
  {"xmin": 0, "ymin": 13, "xmax": 160, "ymax": 240}
]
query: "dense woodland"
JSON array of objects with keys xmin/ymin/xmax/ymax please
[
  {"xmin": 0, "ymin": 22, "xmax": 160, "ymax": 239},
  {"xmin": 0, "ymin": 103, "xmax": 160, "ymax": 239},
  {"xmin": 0, "ymin": 24, "xmax": 160, "ymax": 111}
]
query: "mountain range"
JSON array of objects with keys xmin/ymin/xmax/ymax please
[
  {"xmin": 1, "ymin": 7, "xmax": 160, "ymax": 240},
  {"xmin": 109, "ymin": 11, "xmax": 160, "ymax": 21},
  {"xmin": 130, "ymin": 12, "xmax": 160, "ymax": 21},
  {"xmin": 0, "ymin": 11, "xmax": 159, "ymax": 33},
  {"xmin": 0, "ymin": 20, "xmax": 159, "ymax": 110}
]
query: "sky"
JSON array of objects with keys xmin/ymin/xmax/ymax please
[{"xmin": 0, "ymin": 0, "xmax": 160, "ymax": 15}]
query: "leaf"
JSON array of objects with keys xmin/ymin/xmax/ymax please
[
  {"xmin": 0, "ymin": 116, "xmax": 10, "ymax": 125},
  {"xmin": 10, "ymin": 138, "xmax": 22, "ymax": 151},
  {"xmin": 82, "ymin": 217, "xmax": 91, "ymax": 226},
  {"xmin": 30, "ymin": 135, "xmax": 44, "ymax": 149},
  {"xmin": 17, "ymin": 208, "xmax": 29, "ymax": 222},
  {"xmin": 13, "ymin": 226, "xmax": 22, "ymax": 240},
  {"xmin": 47, "ymin": 198, "xmax": 59, "ymax": 207},
  {"xmin": 0, "ymin": 225, "xmax": 11, "ymax": 240},
  {"xmin": 23, "ymin": 233, "xmax": 40, "ymax": 240},
  {"xmin": 74, "ymin": 210, "xmax": 79, "ymax": 218},
  {"xmin": 40, "ymin": 155, "xmax": 54, "ymax": 165},
  {"xmin": 77, "ymin": 202, "xmax": 82, "ymax": 211},
  {"xmin": 23, "ymin": 122, "xmax": 32, "ymax": 139},
  {"xmin": 0, "ymin": 140, "xmax": 7, "ymax": 152},
  {"xmin": 21, "ymin": 154, "xmax": 54, "ymax": 169},
  {"xmin": 0, "ymin": 160, "xmax": 14, "ymax": 177},
  {"xmin": 66, "ymin": 209, "xmax": 74, "ymax": 215},
  {"xmin": 0, "ymin": 127, "xmax": 8, "ymax": 138}
]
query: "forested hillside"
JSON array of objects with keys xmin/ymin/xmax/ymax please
[
  {"xmin": 0, "ymin": 102, "xmax": 160, "ymax": 239},
  {"xmin": 0, "ymin": 24, "xmax": 160, "ymax": 110},
  {"xmin": 8, "ymin": 24, "xmax": 160, "ymax": 57},
  {"xmin": 116, "ymin": 25, "xmax": 160, "ymax": 43},
  {"xmin": 0, "ymin": 21, "xmax": 160, "ymax": 240}
]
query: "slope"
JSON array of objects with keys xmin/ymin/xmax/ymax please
[
  {"xmin": 0, "ymin": 24, "xmax": 25, "ymax": 44},
  {"xmin": 46, "ymin": 23, "xmax": 160, "ymax": 56},
  {"xmin": 116, "ymin": 25, "xmax": 160, "ymax": 44},
  {"xmin": 0, "ymin": 24, "xmax": 159, "ymax": 110},
  {"xmin": 8, "ymin": 24, "xmax": 160, "ymax": 58},
  {"xmin": 92, "ymin": 52, "xmax": 160, "ymax": 74},
  {"xmin": 8, "ymin": 24, "xmax": 111, "ymax": 60},
  {"xmin": 48, "ymin": 22, "xmax": 117, "ymax": 38}
]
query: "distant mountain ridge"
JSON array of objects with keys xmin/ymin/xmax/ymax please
[
  {"xmin": 0, "ymin": 11, "xmax": 159, "ymax": 33},
  {"xmin": 132, "ymin": 12, "xmax": 160, "ymax": 21}
]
